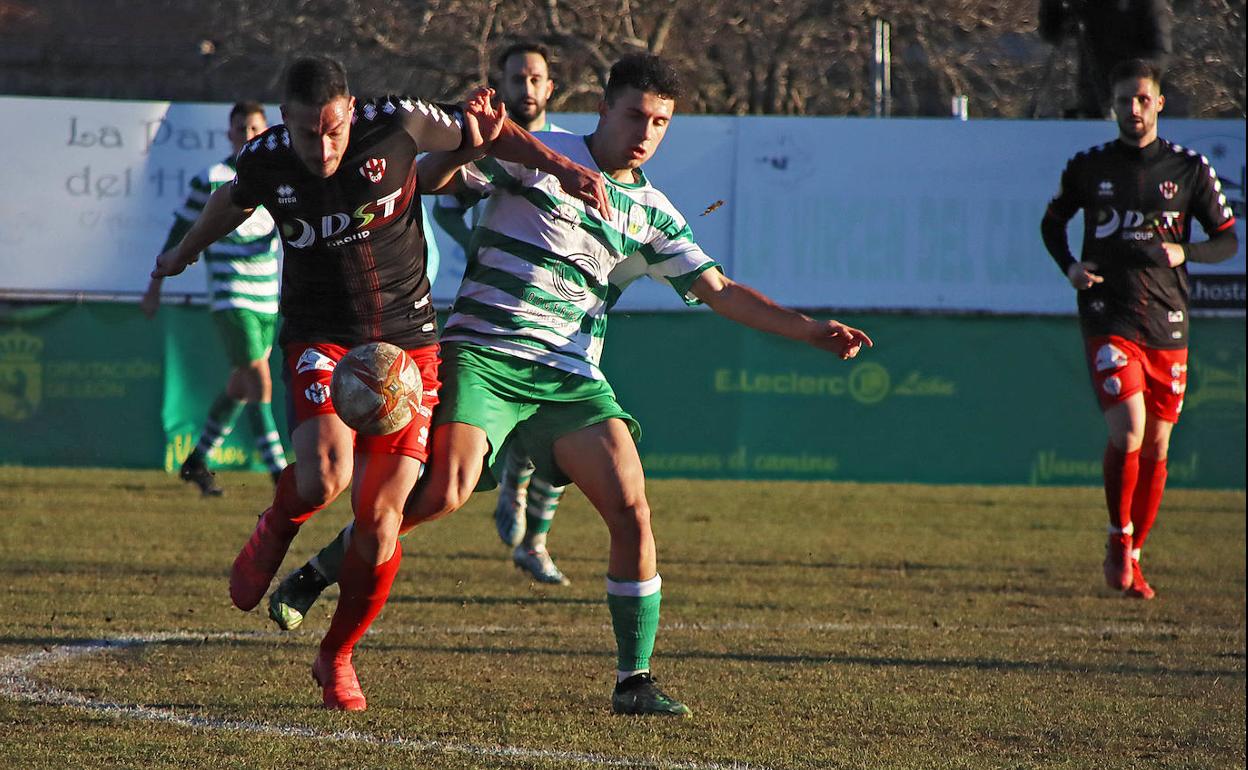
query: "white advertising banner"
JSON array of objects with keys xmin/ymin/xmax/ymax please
[{"xmin": 0, "ymin": 96, "xmax": 1242, "ymax": 313}]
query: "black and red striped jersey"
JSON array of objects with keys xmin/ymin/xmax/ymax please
[
  {"xmin": 231, "ymin": 95, "xmax": 465, "ymax": 349},
  {"xmin": 1043, "ymin": 138, "xmax": 1237, "ymax": 349}
]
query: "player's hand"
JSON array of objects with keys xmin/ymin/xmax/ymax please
[
  {"xmin": 463, "ymin": 88, "xmax": 506, "ymax": 150},
  {"xmin": 553, "ymin": 162, "xmax": 610, "ymax": 218},
  {"xmin": 1161, "ymin": 242, "xmax": 1186, "ymax": 268},
  {"xmin": 807, "ymin": 320, "xmax": 874, "ymax": 360},
  {"xmin": 1066, "ymin": 261, "xmax": 1103, "ymax": 290},
  {"xmin": 151, "ymin": 247, "xmax": 194, "ymax": 279},
  {"xmin": 139, "ymin": 280, "xmax": 161, "ymax": 319}
]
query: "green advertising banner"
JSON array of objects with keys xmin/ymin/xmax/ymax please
[
  {"xmin": 599, "ymin": 312, "xmax": 1246, "ymax": 489},
  {"xmin": 1, "ymin": 303, "xmax": 1243, "ymax": 489}
]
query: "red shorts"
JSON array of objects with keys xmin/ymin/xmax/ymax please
[
  {"xmin": 284, "ymin": 342, "xmax": 441, "ymax": 462},
  {"xmin": 1084, "ymin": 335, "xmax": 1187, "ymax": 423}
]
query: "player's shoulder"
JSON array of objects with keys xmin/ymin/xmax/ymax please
[
  {"xmin": 237, "ymin": 125, "xmax": 291, "ymax": 167},
  {"xmin": 1065, "ymin": 140, "xmax": 1116, "ymax": 168},
  {"xmin": 1158, "ymin": 138, "xmax": 1218, "ymax": 173}
]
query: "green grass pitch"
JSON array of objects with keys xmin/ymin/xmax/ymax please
[{"xmin": 0, "ymin": 467, "xmax": 1243, "ymax": 769}]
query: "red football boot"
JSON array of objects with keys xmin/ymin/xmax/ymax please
[
  {"xmin": 1103, "ymin": 532, "xmax": 1132, "ymax": 591},
  {"xmin": 229, "ymin": 510, "xmax": 298, "ymax": 611},
  {"xmin": 312, "ymin": 653, "xmax": 367, "ymax": 711},
  {"xmin": 1123, "ymin": 558, "xmax": 1156, "ymax": 600}
]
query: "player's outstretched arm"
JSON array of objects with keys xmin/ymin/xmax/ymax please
[
  {"xmin": 151, "ymin": 185, "xmax": 252, "ymax": 278},
  {"xmin": 690, "ymin": 269, "xmax": 872, "ymax": 360}
]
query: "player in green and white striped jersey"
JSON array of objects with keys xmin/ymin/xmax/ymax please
[
  {"xmin": 431, "ymin": 42, "xmax": 574, "ymax": 585},
  {"xmin": 141, "ymin": 102, "xmax": 287, "ymax": 496},
  {"xmin": 411, "ymin": 54, "xmax": 873, "ymax": 716}
]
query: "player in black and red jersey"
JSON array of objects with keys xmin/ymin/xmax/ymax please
[
  {"xmin": 1041, "ymin": 58, "xmax": 1238, "ymax": 600},
  {"xmin": 151, "ymin": 56, "xmax": 607, "ymax": 711}
]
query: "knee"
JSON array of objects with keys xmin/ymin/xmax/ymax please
[
  {"xmin": 352, "ymin": 509, "xmax": 402, "ymax": 563},
  {"xmin": 602, "ymin": 499, "xmax": 651, "ymax": 539},
  {"xmin": 296, "ymin": 459, "xmax": 351, "ymax": 507}
]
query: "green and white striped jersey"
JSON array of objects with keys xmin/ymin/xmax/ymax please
[
  {"xmin": 165, "ymin": 157, "xmax": 281, "ymax": 314},
  {"xmin": 443, "ymin": 132, "xmax": 720, "ymax": 380}
]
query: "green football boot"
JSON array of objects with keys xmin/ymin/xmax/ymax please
[
  {"xmin": 611, "ymin": 673, "xmax": 692, "ymax": 717},
  {"xmin": 268, "ymin": 563, "xmax": 330, "ymax": 631}
]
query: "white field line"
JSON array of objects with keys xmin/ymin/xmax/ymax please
[{"xmin": 0, "ymin": 632, "xmax": 771, "ymax": 770}]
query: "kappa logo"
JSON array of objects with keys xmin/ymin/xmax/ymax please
[
  {"xmin": 1160, "ymin": 180, "xmax": 1179, "ymax": 200},
  {"xmin": 1095, "ymin": 344, "xmax": 1129, "ymax": 372},
  {"xmin": 276, "ymin": 185, "xmax": 297, "ymax": 205},
  {"xmin": 1098, "ymin": 180, "xmax": 1115, "ymax": 197},
  {"xmin": 0, "ymin": 329, "xmax": 43, "ymax": 422},
  {"xmin": 295, "ymin": 349, "xmax": 337, "ymax": 375},
  {"xmin": 305, "ymin": 382, "xmax": 331, "ymax": 405},
  {"xmin": 361, "ymin": 158, "xmax": 387, "ymax": 183}
]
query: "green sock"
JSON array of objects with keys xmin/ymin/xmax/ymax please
[
  {"xmin": 247, "ymin": 402, "xmax": 288, "ymax": 473},
  {"xmin": 194, "ymin": 394, "xmax": 245, "ymax": 458},
  {"xmin": 606, "ymin": 574, "xmax": 663, "ymax": 673},
  {"xmin": 310, "ymin": 524, "xmax": 351, "ymax": 583},
  {"xmin": 523, "ymin": 476, "xmax": 565, "ymax": 548}
]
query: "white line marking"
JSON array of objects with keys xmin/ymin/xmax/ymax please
[{"xmin": 0, "ymin": 632, "xmax": 772, "ymax": 770}]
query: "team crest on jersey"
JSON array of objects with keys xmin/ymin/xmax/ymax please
[
  {"xmin": 1098, "ymin": 180, "xmax": 1114, "ymax": 197},
  {"xmin": 551, "ymin": 202, "xmax": 580, "ymax": 228},
  {"xmin": 276, "ymin": 185, "xmax": 297, "ymax": 205},
  {"xmin": 1095, "ymin": 344, "xmax": 1129, "ymax": 372},
  {"xmin": 1159, "ymin": 180, "xmax": 1178, "ymax": 200},
  {"xmin": 361, "ymin": 158, "xmax": 387, "ymax": 183},
  {"xmin": 1167, "ymin": 310, "xmax": 1184, "ymax": 323},
  {"xmin": 295, "ymin": 348, "xmax": 337, "ymax": 375},
  {"xmin": 304, "ymin": 382, "xmax": 331, "ymax": 405},
  {"xmin": 625, "ymin": 203, "xmax": 647, "ymax": 238}
]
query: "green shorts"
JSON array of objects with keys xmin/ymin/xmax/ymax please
[
  {"xmin": 435, "ymin": 342, "xmax": 640, "ymax": 490},
  {"xmin": 212, "ymin": 308, "xmax": 277, "ymax": 368}
]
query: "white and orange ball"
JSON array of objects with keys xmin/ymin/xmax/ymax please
[{"xmin": 330, "ymin": 342, "xmax": 423, "ymax": 435}]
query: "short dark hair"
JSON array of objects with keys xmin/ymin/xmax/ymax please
[
  {"xmin": 284, "ymin": 56, "xmax": 350, "ymax": 105},
  {"xmin": 229, "ymin": 101, "xmax": 265, "ymax": 123},
  {"xmin": 1109, "ymin": 58, "xmax": 1163, "ymax": 90},
  {"xmin": 497, "ymin": 41, "xmax": 551, "ymax": 72},
  {"xmin": 605, "ymin": 54, "xmax": 682, "ymax": 104}
]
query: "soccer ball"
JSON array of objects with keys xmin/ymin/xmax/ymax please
[{"xmin": 330, "ymin": 342, "xmax": 423, "ymax": 435}]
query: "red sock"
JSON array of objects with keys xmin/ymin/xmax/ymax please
[
  {"xmin": 319, "ymin": 540, "xmax": 402, "ymax": 660},
  {"xmin": 1103, "ymin": 444, "xmax": 1140, "ymax": 532},
  {"xmin": 1131, "ymin": 455, "xmax": 1168, "ymax": 550},
  {"xmin": 269, "ymin": 463, "xmax": 325, "ymax": 530}
]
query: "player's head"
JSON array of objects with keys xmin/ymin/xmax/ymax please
[
  {"xmin": 281, "ymin": 56, "xmax": 355, "ymax": 178},
  {"xmin": 497, "ymin": 42, "xmax": 554, "ymax": 130},
  {"xmin": 227, "ymin": 101, "xmax": 267, "ymax": 154},
  {"xmin": 593, "ymin": 54, "xmax": 682, "ymax": 173},
  {"xmin": 1109, "ymin": 59, "xmax": 1164, "ymax": 147}
]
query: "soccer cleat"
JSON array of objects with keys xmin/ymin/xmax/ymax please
[
  {"xmin": 180, "ymin": 454, "xmax": 223, "ymax": 497},
  {"xmin": 229, "ymin": 510, "xmax": 297, "ymax": 611},
  {"xmin": 1103, "ymin": 532, "xmax": 1132, "ymax": 591},
  {"xmin": 494, "ymin": 489, "xmax": 527, "ymax": 547},
  {"xmin": 611, "ymin": 673, "xmax": 692, "ymax": 717},
  {"xmin": 1124, "ymin": 558, "xmax": 1156, "ymax": 600},
  {"xmin": 513, "ymin": 545, "xmax": 570, "ymax": 585},
  {"xmin": 268, "ymin": 564, "xmax": 330, "ymax": 631},
  {"xmin": 312, "ymin": 653, "xmax": 367, "ymax": 711}
]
